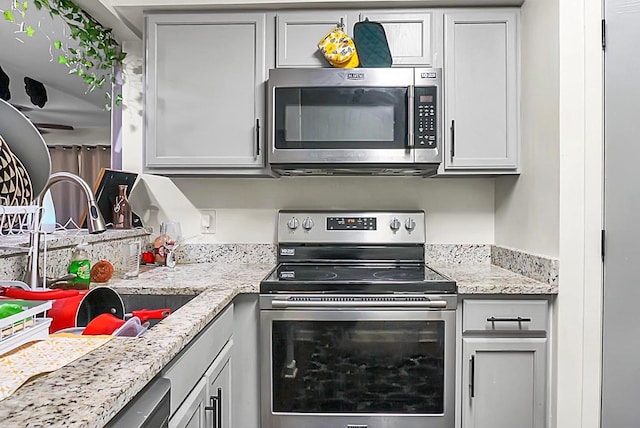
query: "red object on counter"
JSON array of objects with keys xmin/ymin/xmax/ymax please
[
  {"xmin": 141, "ymin": 251, "xmax": 155, "ymax": 264},
  {"xmin": 82, "ymin": 308, "xmax": 172, "ymax": 335}
]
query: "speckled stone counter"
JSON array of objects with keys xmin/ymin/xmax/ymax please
[
  {"xmin": 0, "ymin": 263, "xmax": 272, "ymax": 428},
  {"xmin": 0, "ymin": 261, "xmax": 554, "ymax": 427},
  {"xmin": 433, "ymin": 263, "xmax": 558, "ymax": 295}
]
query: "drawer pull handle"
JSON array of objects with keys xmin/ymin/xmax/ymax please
[{"xmin": 487, "ymin": 316, "xmax": 532, "ymax": 323}]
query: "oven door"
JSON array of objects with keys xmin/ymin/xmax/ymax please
[
  {"xmin": 260, "ymin": 296, "xmax": 456, "ymax": 428},
  {"xmin": 268, "ymin": 68, "xmax": 415, "ymax": 165}
]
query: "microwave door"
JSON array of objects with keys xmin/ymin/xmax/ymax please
[{"xmin": 271, "ymin": 86, "xmax": 413, "ymax": 165}]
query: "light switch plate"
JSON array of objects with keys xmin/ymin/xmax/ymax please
[{"xmin": 200, "ymin": 210, "xmax": 216, "ymax": 234}]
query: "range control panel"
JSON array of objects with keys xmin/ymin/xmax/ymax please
[
  {"xmin": 414, "ymin": 86, "xmax": 437, "ymax": 149},
  {"xmin": 278, "ymin": 211, "xmax": 426, "ymax": 244},
  {"xmin": 327, "ymin": 217, "xmax": 377, "ymax": 230}
]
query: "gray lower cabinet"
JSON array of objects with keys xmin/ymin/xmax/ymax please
[
  {"xmin": 442, "ymin": 10, "xmax": 519, "ymax": 173},
  {"xmin": 461, "ymin": 299, "xmax": 548, "ymax": 428},
  {"xmin": 169, "ymin": 378, "xmax": 208, "ymax": 428},
  {"xmin": 461, "ymin": 338, "xmax": 546, "ymax": 428},
  {"xmin": 145, "ymin": 12, "xmax": 268, "ymax": 175},
  {"xmin": 205, "ymin": 340, "xmax": 233, "ymax": 428},
  {"xmin": 168, "ymin": 342, "xmax": 233, "ymax": 428},
  {"xmin": 163, "ymin": 305, "xmax": 234, "ymax": 427}
]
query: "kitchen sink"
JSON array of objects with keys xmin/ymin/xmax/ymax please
[{"xmin": 119, "ymin": 294, "xmax": 196, "ymax": 328}]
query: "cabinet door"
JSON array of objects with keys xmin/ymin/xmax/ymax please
[
  {"xmin": 205, "ymin": 339, "xmax": 233, "ymax": 428},
  {"xmin": 276, "ymin": 11, "xmax": 354, "ymax": 67},
  {"xmin": 443, "ymin": 11, "xmax": 519, "ymax": 171},
  {"xmin": 358, "ymin": 11, "xmax": 433, "ymax": 66},
  {"xmin": 461, "ymin": 338, "xmax": 546, "ymax": 428},
  {"xmin": 146, "ymin": 13, "xmax": 266, "ymax": 170},
  {"xmin": 169, "ymin": 378, "xmax": 207, "ymax": 428}
]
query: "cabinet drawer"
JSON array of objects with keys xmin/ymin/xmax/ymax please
[{"xmin": 463, "ymin": 299, "xmax": 548, "ymax": 333}]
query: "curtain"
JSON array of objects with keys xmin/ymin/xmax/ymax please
[{"xmin": 48, "ymin": 145, "xmax": 111, "ymax": 228}]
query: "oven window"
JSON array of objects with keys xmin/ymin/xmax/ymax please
[
  {"xmin": 274, "ymin": 87, "xmax": 408, "ymax": 149},
  {"xmin": 271, "ymin": 320, "xmax": 445, "ymax": 414}
]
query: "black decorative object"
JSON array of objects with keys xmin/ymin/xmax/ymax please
[
  {"xmin": 24, "ymin": 77, "xmax": 47, "ymax": 108},
  {"xmin": 81, "ymin": 168, "xmax": 142, "ymax": 229},
  {"xmin": 0, "ymin": 66, "xmax": 10, "ymax": 101}
]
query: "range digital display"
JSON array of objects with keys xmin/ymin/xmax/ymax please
[{"xmin": 327, "ymin": 217, "xmax": 377, "ymax": 230}]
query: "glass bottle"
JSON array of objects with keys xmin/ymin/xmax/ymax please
[{"xmin": 112, "ymin": 184, "xmax": 132, "ymax": 229}]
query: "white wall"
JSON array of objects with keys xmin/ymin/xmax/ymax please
[
  {"xmin": 174, "ymin": 177, "xmax": 495, "ymax": 243},
  {"xmin": 494, "ymin": 0, "xmax": 559, "ymax": 258},
  {"xmin": 120, "ymin": 40, "xmax": 496, "ymax": 244}
]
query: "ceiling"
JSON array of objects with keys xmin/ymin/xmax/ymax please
[{"xmin": 0, "ymin": 4, "xmax": 111, "ymax": 128}]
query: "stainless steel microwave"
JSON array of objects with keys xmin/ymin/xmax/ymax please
[{"xmin": 267, "ymin": 67, "xmax": 442, "ymax": 176}]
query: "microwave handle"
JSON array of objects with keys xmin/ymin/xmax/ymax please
[{"xmin": 407, "ymin": 85, "xmax": 415, "ymax": 148}]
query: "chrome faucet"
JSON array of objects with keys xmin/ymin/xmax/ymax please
[{"xmin": 23, "ymin": 172, "xmax": 107, "ymax": 288}]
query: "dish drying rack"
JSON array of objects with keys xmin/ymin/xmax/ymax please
[
  {"xmin": 0, "ymin": 204, "xmax": 51, "ymax": 290},
  {"xmin": 0, "ymin": 300, "xmax": 52, "ymax": 356},
  {"xmin": 0, "ymin": 204, "xmax": 41, "ymax": 248},
  {"xmin": 0, "ymin": 205, "xmax": 53, "ymax": 355}
]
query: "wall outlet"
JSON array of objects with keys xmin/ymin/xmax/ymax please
[{"xmin": 200, "ymin": 210, "xmax": 216, "ymax": 234}]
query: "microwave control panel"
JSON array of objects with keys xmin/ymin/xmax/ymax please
[{"xmin": 414, "ymin": 86, "xmax": 438, "ymax": 149}]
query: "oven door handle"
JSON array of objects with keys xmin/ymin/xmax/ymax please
[{"xmin": 271, "ymin": 299, "xmax": 449, "ymax": 309}]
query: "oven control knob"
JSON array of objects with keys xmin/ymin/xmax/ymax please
[
  {"xmin": 390, "ymin": 217, "xmax": 401, "ymax": 232},
  {"xmin": 405, "ymin": 218, "xmax": 416, "ymax": 231},
  {"xmin": 287, "ymin": 217, "xmax": 299, "ymax": 230},
  {"xmin": 302, "ymin": 217, "xmax": 314, "ymax": 230}
]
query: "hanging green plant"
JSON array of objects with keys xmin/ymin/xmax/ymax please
[{"xmin": 2, "ymin": 0, "xmax": 126, "ymax": 108}]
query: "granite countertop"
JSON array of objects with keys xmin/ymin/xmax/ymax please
[
  {"xmin": 0, "ymin": 262, "xmax": 554, "ymax": 427},
  {"xmin": 434, "ymin": 263, "xmax": 558, "ymax": 295}
]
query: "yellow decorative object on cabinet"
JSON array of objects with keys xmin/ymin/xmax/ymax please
[{"xmin": 318, "ymin": 26, "xmax": 360, "ymax": 68}]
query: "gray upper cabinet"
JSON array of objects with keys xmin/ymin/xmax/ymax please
[
  {"xmin": 442, "ymin": 11, "xmax": 519, "ymax": 173},
  {"xmin": 276, "ymin": 11, "xmax": 354, "ymax": 67},
  {"xmin": 358, "ymin": 11, "xmax": 433, "ymax": 66},
  {"xmin": 145, "ymin": 13, "xmax": 268, "ymax": 174},
  {"xmin": 276, "ymin": 10, "xmax": 433, "ymax": 68}
]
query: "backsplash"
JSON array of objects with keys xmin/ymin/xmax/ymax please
[
  {"xmin": 0, "ymin": 234, "xmax": 557, "ymax": 287},
  {"xmin": 491, "ymin": 245, "xmax": 559, "ymax": 285},
  {"xmin": 0, "ymin": 229, "xmax": 150, "ymax": 284},
  {"xmin": 175, "ymin": 243, "xmax": 559, "ymax": 285},
  {"xmin": 176, "ymin": 244, "xmax": 276, "ymax": 265},
  {"xmin": 424, "ymin": 244, "xmax": 492, "ymax": 265}
]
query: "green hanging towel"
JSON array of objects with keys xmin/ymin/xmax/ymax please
[{"xmin": 352, "ymin": 19, "xmax": 393, "ymax": 68}]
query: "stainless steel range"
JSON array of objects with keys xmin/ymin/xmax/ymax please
[{"xmin": 260, "ymin": 211, "xmax": 457, "ymax": 428}]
